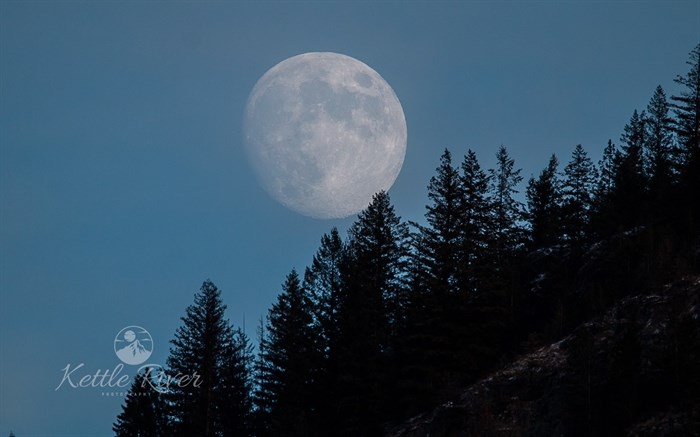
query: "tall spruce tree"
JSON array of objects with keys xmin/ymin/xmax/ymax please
[
  {"xmin": 412, "ymin": 149, "xmax": 464, "ymax": 296},
  {"xmin": 303, "ymin": 228, "xmax": 345, "ymax": 359},
  {"xmin": 218, "ymin": 328, "xmax": 254, "ymax": 436},
  {"xmin": 252, "ymin": 317, "xmax": 271, "ymax": 436},
  {"xmin": 460, "ymin": 149, "xmax": 492, "ymax": 294},
  {"xmin": 562, "ymin": 145, "xmax": 597, "ymax": 246},
  {"xmin": 458, "ymin": 149, "xmax": 492, "ymax": 295},
  {"xmin": 332, "ymin": 191, "xmax": 409, "ymax": 436},
  {"xmin": 454, "ymin": 148, "xmax": 508, "ymax": 389},
  {"xmin": 344, "ymin": 191, "xmax": 410, "ymax": 338},
  {"xmin": 255, "ymin": 270, "xmax": 320, "ymax": 437},
  {"xmin": 399, "ymin": 149, "xmax": 490, "ymax": 418},
  {"xmin": 671, "ymin": 44, "xmax": 700, "ymax": 174},
  {"xmin": 597, "ymin": 140, "xmax": 618, "ymax": 199},
  {"xmin": 302, "ymin": 228, "xmax": 346, "ymax": 434},
  {"xmin": 592, "ymin": 139, "xmax": 618, "ymax": 238},
  {"xmin": 113, "ymin": 370, "xmax": 168, "ymax": 437},
  {"xmin": 645, "ymin": 87, "xmax": 675, "ymax": 178},
  {"xmin": 671, "ymin": 44, "xmax": 700, "ymax": 236},
  {"xmin": 613, "ymin": 110, "xmax": 649, "ymax": 230},
  {"xmin": 526, "ymin": 154, "xmax": 562, "ymax": 249},
  {"xmin": 488, "ymin": 145, "xmax": 525, "ymax": 266},
  {"xmin": 644, "ymin": 86, "xmax": 675, "ymax": 222},
  {"xmin": 484, "ymin": 145, "xmax": 525, "ymax": 328},
  {"xmin": 166, "ymin": 280, "xmax": 252, "ymax": 437}
]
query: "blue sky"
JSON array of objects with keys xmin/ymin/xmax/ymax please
[{"xmin": 1, "ymin": 1, "xmax": 698, "ymax": 435}]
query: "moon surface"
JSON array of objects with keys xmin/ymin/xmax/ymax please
[{"xmin": 243, "ymin": 52, "xmax": 407, "ymax": 219}]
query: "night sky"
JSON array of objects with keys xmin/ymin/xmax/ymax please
[{"xmin": 1, "ymin": 2, "xmax": 698, "ymax": 435}]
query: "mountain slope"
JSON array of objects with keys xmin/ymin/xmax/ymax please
[{"xmin": 389, "ymin": 277, "xmax": 700, "ymax": 436}]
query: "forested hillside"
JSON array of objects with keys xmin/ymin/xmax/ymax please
[{"xmin": 112, "ymin": 44, "xmax": 700, "ymax": 437}]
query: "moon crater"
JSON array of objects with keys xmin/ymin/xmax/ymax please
[{"xmin": 244, "ymin": 52, "xmax": 407, "ymax": 219}]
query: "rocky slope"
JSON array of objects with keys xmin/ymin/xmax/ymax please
[{"xmin": 389, "ymin": 277, "xmax": 700, "ymax": 436}]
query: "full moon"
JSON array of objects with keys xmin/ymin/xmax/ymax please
[{"xmin": 243, "ymin": 52, "xmax": 407, "ymax": 219}]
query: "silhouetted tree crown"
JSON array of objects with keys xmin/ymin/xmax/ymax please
[
  {"xmin": 332, "ymin": 190, "xmax": 409, "ymax": 436},
  {"xmin": 562, "ymin": 144, "xmax": 597, "ymax": 245},
  {"xmin": 458, "ymin": 149, "xmax": 492, "ymax": 294},
  {"xmin": 671, "ymin": 44, "xmax": 700, "ymax": 233},
  {"xmin": 412, "ymin": 149, "xmax": 464, "ymax": 296},
  {"xmin": 526, "ymin": 154, "xmax": 562, "ymax": 248},
  {"xmin": 489, "ymin": 145, "xmax": 524, "ymax": 263},
  {"xmin": 255, "ymin": 270, "xmax": 320, "ymax": 437},
  {"xmin": 166, "ymin": 280, "xmax": 252, "ymax": 437}
]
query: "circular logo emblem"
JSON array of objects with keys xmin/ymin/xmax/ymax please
[{"xmin": 114, "ymin": 326, "xmax": 153, "ymax": 365}]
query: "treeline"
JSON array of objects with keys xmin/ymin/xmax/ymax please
[{"xmin": 113, "ymin": 44, "xmax": 700, "ymax": 436}]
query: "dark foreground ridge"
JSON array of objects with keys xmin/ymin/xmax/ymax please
[{"xmin": 389, "ymin": 277, "xmax": 700, "ymax": 436}]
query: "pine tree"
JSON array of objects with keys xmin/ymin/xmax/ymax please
[
  {"xmin": 488, "ymin": 145, "xmax": 525, "ymax": 265},
  {"xmin": 166, "ymin": 280, "xmax": 252, "ymax": 437},
  {"xmin": 459, "ymin": 148, "xmax": 508, "ymax": 379},
  {"xmin": 645, "ymin": 86, "xmax": 675, "ymax": 176},
  {"xmin": 481, "ymin": 144, "xmax": 525, "ymax": 343},
  {"xmin": 255, "ymin": 270, "xmax": 320, "ymax": 437},
  {"xmin": 447, "ymin": 148, "xmax": 507, "ymax": 392},
  {"xmin": 412, "ymin": 149, "xmax": 464, "ymax": 296},
  {"xmin": 619, "ymin": 109, "xmax": 647, "ymax": 182},
  {"xmin": 671, "ymin": 44, "xmax": 700, "ymax": 235},
  {"xmin": 526, "ymin": 154, "xmax": 562, "ymax": 249},
  {"xmin": 252, "ymin": 317, "xmax": 271, "ymax": 436},
  {"xmin": 345, "ymin": 191, "xmax": 410, "ymax": 337},
  {"xmin": 399, "ymin": 149, "xmax": 509, "ymax": 419},
  {"xmin": 303, "ymin": 228, "xmax": 345, "ymax": 359},
  {"xmin": 613, "ymin": 110, "xmax": 648, "ymax": 230},
  {"xmin": 458, "ymin": 149, "xmax": 492, "ymax": 295},
  {"xmin": 562, "ymin": 145, "xmax": 597, "ymax": 246},
  {"xmin": 592, "ymin": 139, "xmax": 618, "ymax": 238},
  {"xmin": 644, "ymin": 86, "xmax": 675, "ymax": 222},
  {"xmin": 398, "ymin": 149, "xmax": 491, "ymax": 417},
  {"xmin": 332, "ymin": 191, "xmax": 409, "ymax": 436},
  {"xmin": 113, "ymin": 370, "xmax": 168, "ymax": 437},
  {"xmin": 671, "ymin": 44, "xmax": 700, "ymax": 172},
  {"xmin": 302, "ymin": 228, "xmax": 346, "ymax": 434},
  {"xmin": 597, "ymin": 140, "xmax": 617, "ymax": 199},
  {"xmin": 218, "ymin": 329, "xmax": 254, "ymax": 436}
]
